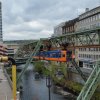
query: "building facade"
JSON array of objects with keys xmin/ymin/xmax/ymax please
[
  {"xmin": 3, "ymin": 40, "xmax": 35, "ymax": 57},
  {"xmin": 62, "ymin": 18, "xmax": 78, "ymax": 34},
  {"xmin": 75, "ymin": 6, "xmax": 100, "ymax": 69},
  {"xmin": 0, "ymin": 2, "xmax": 7, "ymax": 56},
  {"xmin": 52, "ymin": 6, "xmax": 100, "ymax": 69},
  {"xmin": 52, "ymin": 22, "xmax": 65, "ymax": 37},
  {"xmin": 77, "ymin": 48, "xmax": 100, "ymax": 68},
  {"xmin": 76, "ymin": 6, "xmax": 100, "ymax": 31},
  {"xmin": 0, "ymin": 2, "xmax": 2, "ymax": 41}
]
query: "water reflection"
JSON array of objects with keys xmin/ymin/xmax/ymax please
[{"xmin": 20, "ymin": 64, "xmax": 66, "ymax": 100}]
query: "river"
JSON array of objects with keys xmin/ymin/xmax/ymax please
[{"xmin": 20, "ymin": 64, "xmax": 67, "ymax": 100}]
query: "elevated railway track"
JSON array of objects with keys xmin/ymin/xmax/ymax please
[{"xmin": 15, "ymin": 27, "xmax": 100, "ymax": 100}]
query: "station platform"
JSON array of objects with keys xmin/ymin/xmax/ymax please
[{"xmin": 0, "ymin": 65, "xmax": 12, "ymax": 100}]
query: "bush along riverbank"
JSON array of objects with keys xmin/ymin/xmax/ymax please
[
  {"xmin": 33, "ymin": 60, "xmax": 50, "ymax": 76},
  {"xmin": 33, "ymin": 61, "xmax": 100, "ymax": 99}
]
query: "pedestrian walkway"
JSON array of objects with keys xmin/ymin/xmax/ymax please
[{"xmin": 0, "ymin": 66, "xmax": 12, "ymax": 100}]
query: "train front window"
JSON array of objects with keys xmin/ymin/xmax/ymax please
[
  {"xmin": 62, "ymin": 54, "xmax": 65, "ymax": 57},
  {"xmin": 58, "ymin": 53, "xmax": 61, "ymax": 58},
  {"xmin": 67, "ymin": 51, "xmax": 72, "ymax": 61}
]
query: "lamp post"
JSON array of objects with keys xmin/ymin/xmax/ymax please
[{"xmin": 46, "ymin": 75, "xmax": 52, "ymax": 100}]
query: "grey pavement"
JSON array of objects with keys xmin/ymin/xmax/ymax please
[{"xmin": 0, "ymin": 66, "xmax": 12, "ymax": 100}]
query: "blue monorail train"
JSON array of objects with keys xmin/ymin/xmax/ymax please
[{"xmin": 33, "ymin": 50, "xmax": 73, "ymax": 62}]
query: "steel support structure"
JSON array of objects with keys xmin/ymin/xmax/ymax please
[
  {"xmin": 0, "ymin": 57, "xmax": 17, "ymax": 100},
  {"xmin": 77, "ymin": 61, "xmax": 100, "ymax": 100},
  {"xmin": 15, "ymin": 27, "xmax": 100, "ymax": 98},
  {"xmin": 17, "ymin": 40, "xmax": 42, "ymax": 87},
  {"xmin": 48, "ymin": 27, "xmax": 100, "ymax": 49},
  {"xmin": 15, "ymin": 27, "xmax": 100, "ymax": 59}
]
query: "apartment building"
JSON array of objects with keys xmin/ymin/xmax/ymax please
[
  {"xmin": 3, "ymin": 40, "xmax": 35, "ymax": 57},
  {"xmin": 76, "ymin": 48, "xmax": 100, "ymax": 68},
  {"xmin": 52, "ymin": 22, "xmax": 65, "ymax": 37},
  {"xmin": 62, "ymin": 18, "xmax": 78, "ymax": 34},
  {"xmin": 76, "ymin": 7, "xmax": 100, "ymax": 31},
  {"xmin": 52, "ymin": 6, "xmax": 100, "ymax": 68},
  {"xmin": 0, "ymin": 2, "xmax": 7, "ymax": 56},
  {"xmin": 0, "ymin": 2, "xmax": 2, "ymax": 41},
  {"xmin": 75, "ymin": 6, "xmax": 100, "ymax": 68}
]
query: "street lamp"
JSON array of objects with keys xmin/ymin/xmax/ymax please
[{"xmin": 46, "ymin": 75, "xmax": 52, "ymax": 100}]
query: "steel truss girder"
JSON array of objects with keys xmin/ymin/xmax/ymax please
[
  {"xmin": 17, "ymin": 40, "xmax": 42, "ymax": 86},
  {"xmin": 37, "ymin": 28, "xmax": 100, "ymax": 50},
  {"xmin": 14, "ymin": 41, "xmax": 38, "ymax": 58},
  {"xmin": 49, "ymin": 31, "xmax": 100, "ymax": 47},
  {"xmin": 15, "ymin": 28, "xmax": 100, "ymax": 58}
]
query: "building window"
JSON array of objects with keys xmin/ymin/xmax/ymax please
[
  {"xmin": 84, "ymin": 48, "xmax": 86, "ymax": 51},
  {"xmin": 89, "ymin": 55, "xmax": 90, "ymax": 58},
  {"xmin": 96, "ymin": 48, "xmax": 98, "ymax": 51},
  {"xmin": 87, "ymin": 54, "xmax": 89, "ymax": 58},
  {"xmin": 95, "ymin": 15, "xmax": 97, "ymax": 20},
  {"xmin": 96, "ymin": 55, "xmax": 98, "ymax": 59},
  {"xmin": 82, "ymin": 54, "xmax": 84, "ymax": 58},
  {"xmin": 97, "ymin": 14, "xmax": 99, "ymax": 20},
  {"xmin": 89, "ymin": 48, "xmax": 90, "ymax": 51},
  {"xmin": 94, "ymin": 55, "xmax": 96, "ymax": 60},
  {"xmin": 90, "ymin": 17, "xmax": 92, "ymax": 22},
  {"xmin": 99, "ymin": 14, "xmax": 100, "ymax": 19}
]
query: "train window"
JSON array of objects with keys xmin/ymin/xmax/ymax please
[
  {"xmin": 67, "ymin": 51, "xmax": 72, "ymax": 61},
  {"xmin": 58, "ymin": 53, "xmax": 61, "ymax": 58},
  {"xmin": 50, "ymin": 54, "xmax": 53, "ymax": 57},
  {"xmin": 53, "ymin": 54, "xmax": 56, "ymax": 58},
  {"xmin": 54, "ymin": 54, "xmax": 56, "ymax": 58},
  {"xmin": 56, "ymin": 53, "xmax": 59, "ymax": 58},
  {"xmin": 62, "ymin": 54, "xmax": 65, "ymax": 57},
  {"xmin": 51, "ymin": 53, "xmax": 56, "ymax": 58}
]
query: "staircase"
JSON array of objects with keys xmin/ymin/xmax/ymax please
[
  {"xmin": 77, "ymin": 61, "xmax": 100, "ymax": 100},
  {"xmin": 17, "ymin": 40, "xmax": 42, "ymax": 85}
]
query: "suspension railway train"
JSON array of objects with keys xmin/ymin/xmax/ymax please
[{"xmin": 33, "ymin": 50, "xmax": 74, "ymax": 62}]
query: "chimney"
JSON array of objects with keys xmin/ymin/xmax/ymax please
[{"xmin": 85, "ymin": 8, "xmax": 89, "ymax": 12}]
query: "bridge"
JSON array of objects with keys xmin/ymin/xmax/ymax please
[
  {"xmin": 14, "ymin": 27, "xmax": 100, "ymax": 100},
  {"xmin": 15, "ymin": 58, "xmax": 28, "ymax": 66}
]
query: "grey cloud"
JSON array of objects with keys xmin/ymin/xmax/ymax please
[{"xmin": 1, "ymin": 0, "xmax": 100, "ymax": 40}]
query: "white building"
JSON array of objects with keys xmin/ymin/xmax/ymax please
[
  {"xmin": 76, "ymin": 7, "xmax": 100, "ymax": 31},
  {"xmin": 75, "ymin": 6, "xmax": 100, "ymax": 69},
  {"xmin": 3, "ymin": 40, "xmax": 34, "ymax": 57},
  {"xmin": 52, "ymin": 22, "xmax": 65, "ymax": 37}
]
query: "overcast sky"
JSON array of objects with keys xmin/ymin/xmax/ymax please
[{"xmin": 1, "ymin": 0, "xmax": 100, "ymax": 40}]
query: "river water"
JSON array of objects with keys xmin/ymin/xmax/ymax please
[{"xmin": 20, "ymin": 64, "xmax": 67, "ymax": 100}]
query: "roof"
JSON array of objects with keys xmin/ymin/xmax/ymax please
[
  {"xmin": 62, "ymin": 18, "xmax": 79, "ymax": 27},
  {"xmin": 3, "ymin": 40, "xmax": 37, "ymax": 44},
  {"xmin": 79, "ymin": 6, "xmax": 100, "ymax": 20}
]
